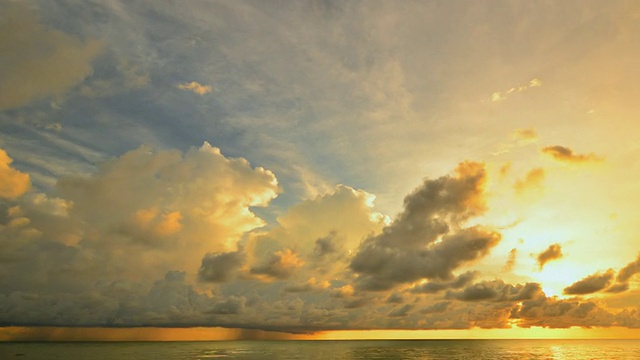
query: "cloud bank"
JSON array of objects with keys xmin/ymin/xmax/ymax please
[{"xmin": 3, "ymin": 150, "xmax": 638, "ymax": 334}]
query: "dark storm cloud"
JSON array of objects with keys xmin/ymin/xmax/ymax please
[
  {"xmin": 350, "ymin": 162, "xmax": 500, "ymax": 290},
  {"xmin": 541, "ymin": 145, "xmax": 602, "ymax": 163},
  {"xmin": 205, "ymin": 296, "xmax": 246, "ymax": 315},
  {"xmin": 563, "ymin": 270, "xmax": 615, "ymax": 295},
  {"xmin": 198, "ymin": 250, "xmax": 244, "ymax": 283},
  {"xmin": 536, "ymin": 243, "xmax": 563, "ymax": 270}
]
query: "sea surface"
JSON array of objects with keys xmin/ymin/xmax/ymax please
[{"xmin": 1, "ymin": 339, "xmax": 639, "ymax": 359}]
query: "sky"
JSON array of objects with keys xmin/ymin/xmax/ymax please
[{"xmin": 1, "ymin": 0, "xmax": 640, "ymax": 340}]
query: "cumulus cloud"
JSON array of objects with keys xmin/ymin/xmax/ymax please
[
  {"xmin": 282, "ymin": 277, "xmax": 330, "ymax": 293},
  {"xmin": 536, "ymin": 244, "xmax": 563, "ymax": 270},
  {"xmin": 198, "ymin": 250, "xmax": 244, "ymax": 283},
  {"xmin": 446, "ymin": 280, "xmax": 542, "ymax": 302},
  {"xmin": 206, "ymin": 296, "xmax": 247, "ymax": 315},
  {"xmin": 350, "ymin": 162, "xmax": 501, "ymax": 291},
  {"xmin": 2, "ymin": 145, "xmax": 640, "ymax": 333},
  {"xmin": 542, "ymin": 145, "xmax": 602, "ymax": 163},
  {"xmin": 410, "ymin": 271, "xmax": 477, "ymax": 294},
  {"xmin": 250, "ymin": 249, "xmax": 304, "ymax": 280},
  {"xmin": 312, "ymin": 231, "xmax": 339, "ymax": 259},
  {"xmin": 0, "ymin": 1, "xmax": 103, "ymax": 110},
  {"xmin": 513, "ymin": 295, "xmax": 621, "ymax": 329},
  {"xmin": 0, "ymin": 143, "xmax": 278, "ymax": 292},
  {"xmin": 420, "ymin": 301, "xmax": 450, "ymax": 314},
  {"xmin": 177, "ymin": 81, "xmax": 212, "ymax": 95},
  {"xmin": 243, "ymin": 184, "xmax": 384, "ymax": 285},
  {"xmin": 563, "ymin": 270, "xmax": 615, "ymax": 295},
  {"xmin": 0, "ymin": 148, "xmax": 31, "ymax": 199},
  {"xmin": 388, "ymin": 304, "xmax": 413, "ymax": 317},
  {"xmin": 514, "ymin": 168, "xmax": 545, "ymax": 194}
]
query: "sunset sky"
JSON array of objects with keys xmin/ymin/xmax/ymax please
[{"xmin": 2, "ymin": 0, "xmax": 640, "ymax": 341}]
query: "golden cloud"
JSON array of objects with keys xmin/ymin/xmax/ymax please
[
  {"xmin": 177, "ymin": 81, "xmax": 212, "ymax": 95},
  {"xmin": 536, "ymin": 243, "xmax": 563, "ymax": 271},
  {"xmin": 0, "ymin": 148, "xmax": 31, "ymax": 199},
  {"xmin": 514, "ymin": 167, "xmax": 545, "ymax": 194},
  {"xmin": 542, "ymin": 145, "xmax": 602, "ymax": 163}
]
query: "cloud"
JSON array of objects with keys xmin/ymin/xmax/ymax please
[
  {"xmin": 490, "ymin": 79, "xmax": 541, "ymax": 102},
  {"xmin": 563, "ymin": 270, "xmax": 615, "ymax": 295},
  {"xmin": 388, "ymin": 304, "xmax": 413, "ymax": 317},
  {"xmin": 311, "ymin": 231, "xmax": 339, "ymax": 259},
  {"xmin": 282, "ymin": 277, "xmax": 330, "ymax": 293},
  {"xmin": 617, "ymin": 253, "xmax": 640, "ymax": 283},
  {"xmin": 79, "ymin": 58, "xmax": 149, "ymax": 97},
  {"xmin": 541, "ymin": 146, "xmax": 602, "ymax": 163},
  {"xmin": 350, "ymin": 162, "xmax": 501, "ymax": 291},
  {"xmin": 2, "ymin": 144, "xmax": 640, "ymax": 333},
  {"xmin": 198, "ymin": 250, "xmax": 245, "ymax": 283},
  {"xmin": 499, "ymin": 162, "xmax": 511, "ymax": 177},
  {"xmin": 605, "ymin": 283, "xmax": 629, "ymax": 294},
  {"xmin": 503, "ymin": 248, "xmax": 517, "ymax": 272},
  {"xmin": 0, "ymin": 148, "xmax": 31, "ymax": 199},
  {"xmin": 511, "ymin": 128, "xmax": 538, "ymax": 143},
  {"xmin": 205, "ymin": 296, "xmax": 247, "ymax": 315},
  {"xmin": 420, "ymin": 301, "xmax": 450, "ymax": 314},
  {"xmin": 536, "ymin": 244, "xmax": 563, "ymax": 270},
  {"xmin": 250, "ymin": 249, "xmax": 304, "ymax": 280},
  {"xmin": 513, "ymin": 295, "xmax": 622, "ymax": 329},
  {"xmin": 177, "ymin": 81, "xmax": 212, "ymax": 95},
  {"xmin": 0, "ymin": 142, "xmax": 279, "ymax": 293},
  {"xmin": 446, "ymin": 280, "xmax": 542, "ymax": 302},
  {"xmin": 410, "ymin": 271, "xmax": 477, "ymax": 294},
  {"xmin": 0, "ymin": 1, "xmax": 103, "ymax": 110},
  {"xmin": 514, "ymin": 168, "xmax": 545, "ymax": 194},
  {"xmin": 243, "ymin": 184, "xmax": 385, "ymax": 284}
]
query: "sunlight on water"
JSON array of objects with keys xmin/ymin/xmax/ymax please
[{"xmin": 1, "ymin": 340, "xmax": 639, "ymax": 360}]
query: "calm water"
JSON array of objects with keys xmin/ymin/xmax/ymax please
[{"xmin": 1, "ymin": 340, "xmax": 639, "ymax": 359}]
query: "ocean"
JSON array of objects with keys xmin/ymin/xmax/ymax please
[{"xmin": 1, "ymin": 339, "xmax": 639, "ymax": 359}]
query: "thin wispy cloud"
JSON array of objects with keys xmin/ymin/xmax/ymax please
[
  {"xmin": 490, "ymin": 79, "xmax": 541, "ymax": 103},
  {"xmin": 177, "ymin": 81, "xmax": 212, "ymax": 95}
]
